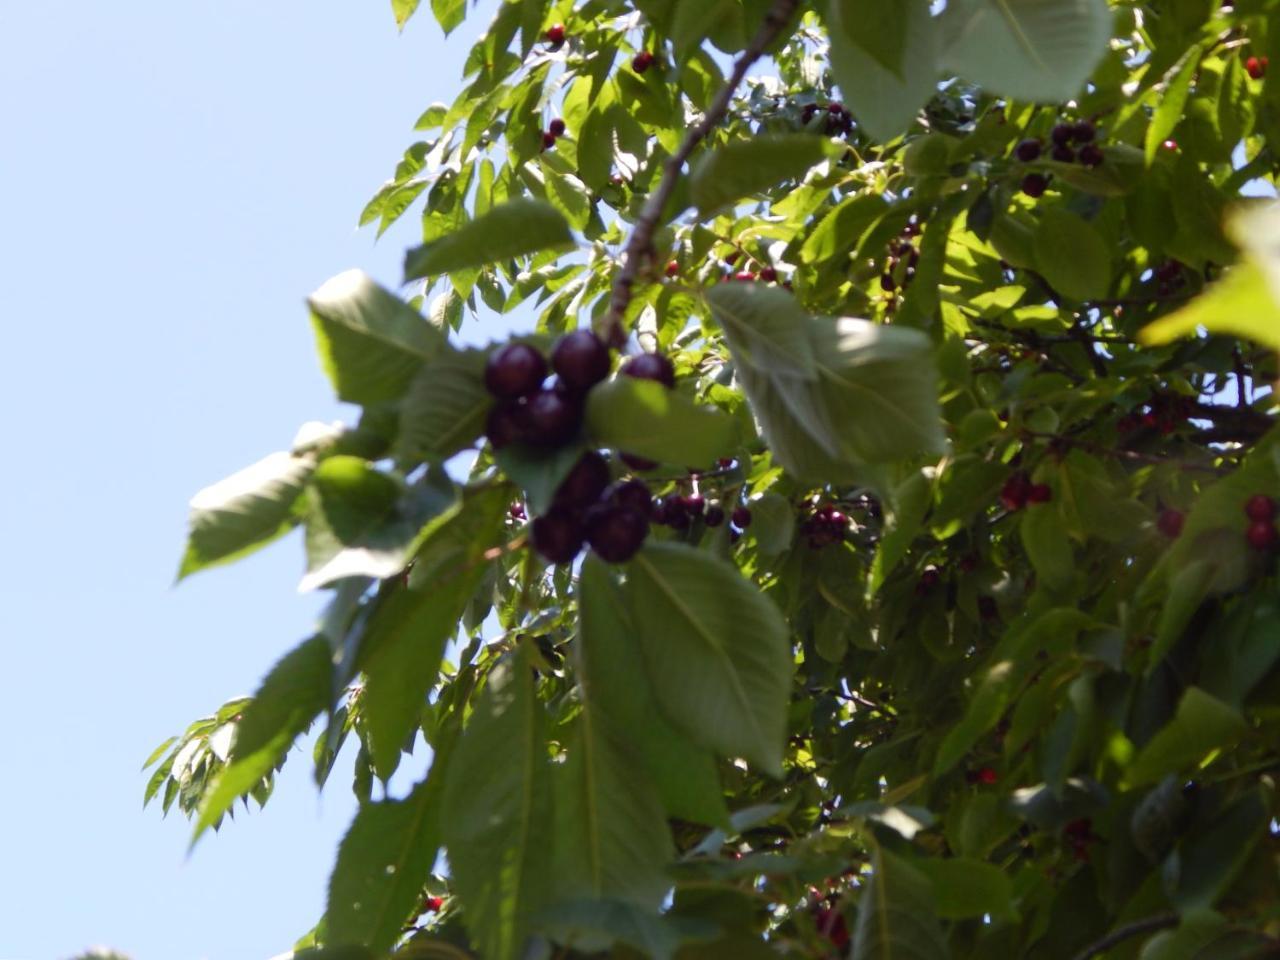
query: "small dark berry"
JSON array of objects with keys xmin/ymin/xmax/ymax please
[
  {"xmin": 532, "ymin": 508, "xmax": 584, "ymax": 564},
  {"xmin": 1021, "ymin": 173, "xmax": 1050, "ymax": 197},
  {"xmin": 977, "ymin": 767, "xmax": 998, "ymax": 785},
  {"xmin": 422, "ymin": 896, "xmax": 445, "ymax": 913},
  {"xmin": 1078, "ymin": 143, "xmax": 1104, "ymax": 167},
  {"xmin": 1246, "ymin": 55, "xmax": 1267, "ymax": 80},
  {"xmin": 1051, "ymin": 143, "xmax": 1075, "ymax": 163},
  {"xmin": 801, "ymin": 103, "xmax": 819, "ymax": 123},
  {"xmin": 683, "ymin": 494, "xmax": 705, "ymax": 515},
  {"xmin": 551, "ymin": 329, "xmax": 611, "ymax": 391},
  {"xmin": 827, "ymin": 101, "xmax": 844, "ymax": 114},
  {"xmin": 1027, "ymin": 483, "xmax": 1053, "ymax": 504},
  {"xmin": 704, "ymin": 506, "xmax": 726, "ymax": 527},
  {"xmin": 541, "ymin": 131, "xmax": 557, "ymax": 151},
  {"xmin": 760, "ymin": 266, "xmax": 778, "ymax": 282},
  {"xmin": 1245, "ymin": 494, "xmax": 1275, "ymax": 522},
  {"xmin": 525, "ymin": 388, "xmax": 582, "ymax": 446},
  {"xmin": 632, "ymin": 50, "xmax": 655, "ymax": 73},
  {"xmin": 1157, "ymin": 509, "xmax": 1184, "ymax": 538},
  {"xmin": 485, "ymin": 399, "xmax": 529, "ymax": 449},
  {"xmin": 621, "ymin": 452, "xmax": 658, "ymax": 472},
  {"xmin": 665, "ymin": 260, "xmax": 680, "ymax": 277},
  {"xmin": 587, "ymin": 504, "xmax": 649, "ymax": 563},
  {"xmin": 1051, "ymin": 122, "xmax": 1074, "ymax": 145},
  {"xmin": 553, "ymin": 451, "xmax": 611, "ymax": 508},
  {"xmin": 879, "ymin": 272, "xmax": 897, "ymax": 292},
  {"xmin": 508, "ymin": 502, "xmax": 527, "ymax": 522},
  {"xmin": 546, "ymin": 23, "xmax": 566, "ymax": 45},
  {"xmin": 621, "ymin": 352, "xmax": 676, "ymax": 389},
  {"xmin": 1247, "ymin": 520, "xmax": 1277, "ymax": 550},
  {"xmin": 485, "ymin": 342, "xmax": 547, "ymax": 399},
  {"xmin": 724, "ymin": 250, "xmax": 740, "ymax": 266},
  {"xmin": 917, "ymin": 567, "xmax": 941, "ymax": 593},
  {"xmin": 607, "ymin": 479, "xmax": 653, "ymax": 515},
  {"xmin": 1014, "ymin": 138, "xmax": 1043, "ymax": 162},
  {"xmin": 1000, "ymin": 474, "xmax": 1031, "ymax": 511},
  {"xmin": 732, "ymin": 506, "xmax": 752, "ymax": 528},
  {"xmin": 1072, "ymin": 121, "xmax": 1097, "ymax": 143},
  {"xmin": 548, "ymin": 118, "xmax": 566, "ymax": 137},
  {"xmin": 1155, "ymin": 259, "xmax": 1183, "ymax": 282}
]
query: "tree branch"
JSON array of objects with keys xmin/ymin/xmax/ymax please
[
  {"xmin": 602, "ymin": 0, "xmax": 802, "ymax": 344},
  {"xmin": 1069, "ymin": 914, "xmax": 1179, "ymax": 960}
]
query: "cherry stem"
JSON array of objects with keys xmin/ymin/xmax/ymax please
[
  {"xmin": 603, "ymin": 0, "xmax": 802, "ymax": 342},
  {"xmin": 1069, "ymin": 914, "xmax": 1180, "ymax": 960}
]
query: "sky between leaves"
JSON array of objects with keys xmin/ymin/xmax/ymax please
[{"xmin": 0, "ymin": 5, "xmax": 516, "ymax": 959}]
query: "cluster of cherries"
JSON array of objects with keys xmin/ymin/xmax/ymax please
[
  {"xmin": 482, "ymin": 330, "xmax": 681, "ymax": 566},
  {"xmin": 799, "ymin": 100, "xmax": 854, "ymax": 137},
  {"xmin": 1244, "ymin": 494, "xmax": 1277, "ymax": 550},
  {"xmin": 999, "ymin": 472, "xmax": 1052, "ymax": 512},
  {"xmin": 1015, "ymin": 120, "xmax": 1103, "ymax": 197},
  {"xmin": 802, "ymin": 503, "xmax": 850, "ymax": 549},
  {"xmin": 881, "ymin": 218, "xmax": 922, "ymax": 297},
  {"xmin": 541, "ymin": 116, "xmax": 567, "ymax": 152},
  {"xmin": 711, "ymin": 249, "xmax": 782, "ymax": 285},
  {"xmin": 650, "ymin": 492, "xmax": 752, "ymax": 534}
]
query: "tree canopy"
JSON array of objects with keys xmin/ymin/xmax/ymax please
[{"xmin": 148, "ymin": 1, "xmax": 1280, "ymax": 958}]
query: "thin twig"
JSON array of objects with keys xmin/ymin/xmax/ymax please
[
  {"xmin": 602, "ymin": 0, "xmax": 802, "ymax": 343},
  {"xmin": 1069, "ymin": 914, "xmax": 1179, "ymax": 960}
]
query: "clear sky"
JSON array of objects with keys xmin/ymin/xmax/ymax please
[{"xmin": 0, "ymin": 5, "xmax": 506, "ymax": 958}]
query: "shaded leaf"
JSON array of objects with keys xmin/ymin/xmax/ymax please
[
  {"xmin": 690, "ymin": 135, "xmax": 831, "ymax": 215},
  {"xmin": 404, "ymin": 199, "xmax": 573, "ymax": 280},
  {"xmin": 585, "ymin": 378, "xmax": 735, "ymax": 468}
]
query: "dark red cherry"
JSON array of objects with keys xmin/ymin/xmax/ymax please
[
  {"xmin": 632, "ymin": 50, "xmax": 655, "ymax": 73},
  {"xmin": 531, "ymin": 508, "xmax": 584, "ymax": 564},
  {"xmin": 704, "ymin": 505, "xmax": 726, "ymax": 527},
  {"xmin": 551, "ymin": 329, "xmax": 611, "ymax": 391},
  {"xmin": 553, "ymin": 451, "xmax": 611, "ymax": 507},
  {"xmin": 1021, "ymin": 173, "xmax": 1050, "ymax": 197},
  {"xmin": 546, "ymin": 23, "xmax": 566, "ymax": 45},
  {"xmin": 731, "ymin": 506, "xmax": 752, "ymax": 528},
  {"xmin": 485, "ymin": 399, "xmax": 529, "ymax": 449},
  {"xmin": 1078, "ymin": 143, "xmax": 1104, "ymax": 167},
  {"xmin": 1014, "ymin": 138, "xmax": 1042, "ymax": 162},
  {"xmin": 548, "ymin": 118, "xmax": 566, "ymax": 137},
  {"xmin": 525, "ymin": 388, "xmax": 582, "ymax": 446},
  {"xmin": 1156, "ymin": 509, "xmax": 1184, "ymax": 538},
  {"xmin": 607, "ymin": 479, "xmax": 653, "ymax": 515},
  {"xmin": 1245, "ymin": 494, "xmax": 1275, "ymax": 522},
  {"xmin": 620, "ymin": 352, "xmax": 675, "ymax": 389},
  {"xmin": 1247, "ymin": 520, "xmax": 1277, "ymax": 550},
  {"xmin": 586, "ymin": 505, "xmax": 649, "ymax": 563},
  {"xmin": 485, "ymin": 343, "xmax": 547, "ymax": 400}
]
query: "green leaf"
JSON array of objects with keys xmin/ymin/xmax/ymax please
[
  {"xmin": 1032, "ymin": 207, "xmax": 1112, "ymax": 301},
  {"xmin": 705, "ymin": 285, "xmax": 816, "ymax": 378},
  {"xmin": 625, "ymin": 542, "xmax": 792, "ymax": 777},
  {"xmin": 799, "ymin": 193, "xmax": 888, "ymax": 265},
  {"xmin": 1127, "ymin": 687, "xmax": 1248, "ymax": 786},
  {"xmin": 869, "ymin": 469, "xmax": 932, "ymax": 595},
  {"xmin": 441, "ymin": 645, "xmax": 553, "ymax": 960},
  {"xmin": 396, "ymin": 347, "xmax": 492, "ymax": 463},
  {"xmin": 672, "ymin": 0, "xmax": 737, "ymax": 62},
  {"xmin": 1145, "ymin": 45, "xmax": 1203, "ymax": 166},
  {"xmin": 1141, "ymin": 262, "xmax": 1280, "ymax": 353},
  {"xmin": 310, "ymin": 457, "xmax": 402, "ymax": 542},
  {"xmin": 178, "ymin": 452, "xmax": 313, "ymax": 580},
  {"xmin": 326, "ymin": 772, "xmax": 444, "ymax": 952},
  {"xmin": 1019, "ymin": 502, "xmax": 1075, "ymax": 593},
  {"xmin": 403, "ymin": 199, "xmax": 573, "ymax": 281},
  {"xmin": 309, "ymin": 270, "xmax": 445, "ymax": 405},
  {"xmin": 585, "ymin": 378, "xmax": 735, "ymax": 468},
  {"xmin": 913, "ymin": 857, "xmax": 1017, "ymax": 921},
  {"xmin": 690, "ymin": 135, "xmax": 831, "ymax": 216},
  {"xmin": 430, "ymin": 0, "xmax": 465, "ymax": 34},
  {"xmin": 853, "ymin": 846, "xmax": 949, "ymax": 960},
  {"xmin": 1171, "ymin": 789, "xmax": 1270, "ymax": 913},
  {"xmin": 939, "ymin": 0, "xmax": 1112, "ymax": 103},
  {"xmin": 1139, "ymin": 911, "xmax": 1271, "ymax": 960},
  {"xmin": 537, "ymin": 899, "xmax": 719, "ymax": 960},
  {"xmin": 391, "ymin": 0, "xmax": 420, "ymax": 29},
  {"xmin": 579, "ymin": 558, "xmax": 729, "ymax": 827},
  {"xmin": 749, "ymin": 493, "xmax": 796, "ymax": 557},
  {"xmin": 831, "ymin": 0, "xmax": 910, "ymax": 77},
  {"xmin": 494, "ymin": 442, "xmax": 587, "ymax": 515},
  {"xmin": 192, "ymin": 635, "xmax": 331, "ymax": 844},
  {"xmin": 826, "ymin": 0, "xmax": 938, "ymax": 141},
  {"xmin": 933, "ymin": 658, "xmax": 1024, "ymax": 777}
]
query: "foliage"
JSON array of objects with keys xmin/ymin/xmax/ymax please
[{"xmin": 149, "ymin": 1, "xmax": 1280, "ymax": 958}]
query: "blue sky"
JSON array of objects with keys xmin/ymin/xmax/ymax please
[{"xmin": 0, "ymin": 5, "xmax": 504, "ymax": 958}]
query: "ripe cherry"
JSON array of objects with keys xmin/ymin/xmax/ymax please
[
  {"xmin": 1246, "ymin": 55, "xmax": 1268, "ymax": 80},
  {"xmin": 1051, "ymin": 122, "xmax": 1074, "ymax": 146},
  {"xmin": 665, "ymin": 259, "xmax": 680, "ymax": 277},
  {"xmin": 587, "ymin": 505, "xmax": 649, "ymax": 563},
  {"xmin": 551, "ymin": 329, "xmax": 611, "ymax": 392},
  {"xmin": 632, "ymin": 50, "xmax": 655, "ymax": 73},
  {"xmin": 1000, "ymin": 474, "xmax": 1031, "ymax": 511},
  {"xmin": 525, "ymin": 387, "xmax": 582, "ymax": 446},
  {"xmin": 1247, "ymin": 520, "xmax": 1277, "ymax": 551},
  {"xmin": 1021, "ymin": 173, "xmax": 1050, "ymax": 197},
  {"xmin": 704, "ymin": 505, "xmax": 726, "ymax": 527},
  {"xmin": 621, "ymin": 352, "xmax": 676, "ymax": 389},
  {"xmin": 1156, "ymin": 508, "xmax": 1185, "ymax": 538},
  {"xmin": 683, "ymin": 494, "xmax": 705, "ymax": 516},
  {"xmin": 532, "ymin": 508, "xmax": 584, "ymax": 564},
  {"xmin": 1078, "ymin": 143, "xmax": 1104, "ymax": 167},
  {"xmin": 548, "ymin": 117, "xmax": 566, "ymax": 137},
  {"xmin": 760, "ymin": 266, "xmax": 778, "ymax": 282},
  {"xmin": 1014, "ymin": 138, "xmax": 1043, "ymax": 162},
  {"xmin": 541, "ymin": 131, "xmax": 557, "ymax": 151},
  {"xmin": 1051, "ymin": 143, "xmax": 1075, "ymax": 163},
  {"xmin": 545, "ymin": 23, "xmax": 566, "ymax": 45},
  {"xmin": 485, "ymin": 399, "xmax": 528, "ymax": 449},
  {"xmin": 734, "ymin": 270, "xmax": 757, "ymax": 282},
  {"xmin": 917, "ymin": 567, "xmax": 941, "ymax": 593},
  {"xmin": 485, "ymin": 342, "xmax": 547, "ymax": 399},
  {"xmin": 1072, "ymin": 120, "xmax": 1097, "ymax": 143},
  {"xmin": 607, "ymin": 479, "xmax": 653, "ymax": 515},
  {"xmin": 732, "ymin": 506, "xmax": 753, "ymax": 528},
  {"xmin": 813, "ymin": 905, "xmax": 850, "ymax": 950},
  {"xmin": 554, "ymin": 451, "xmax": 611, "ymax": 508},
  {"xmin": 977, "ymin": 767, "xmax": 998, "ymax": 785},
  {"xmin": 1245, "ymin": 494, "xmax": 1275, "ymax": 522},
  {"xmin": 621, "ymin": 451, "xmax": 658, "ymax": 472},
  {"xmin": 880, "ymin": 272, "xmax": 897, "ymax": 292},
  {"xmin": 422, "ymin": 896, "xmax": 445, "ymax": 913},
  {"xmin": 1027, "ymin": 483, "xmax": 1053, "ymax": 504}
]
